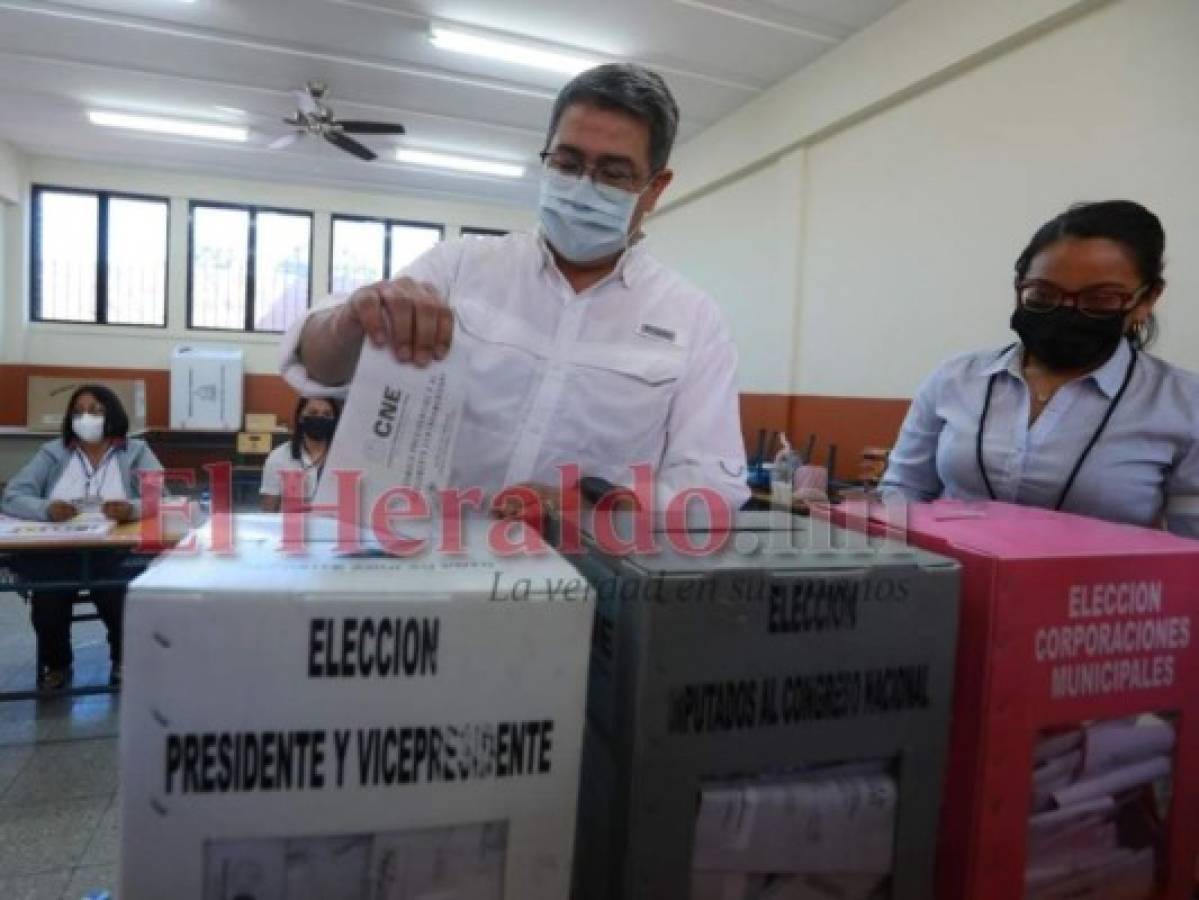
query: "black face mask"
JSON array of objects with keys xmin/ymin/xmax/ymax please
[
  {"xmin": 299, "ymin": 415, "xmax": 336, "ymax": 442},
  {"xmin": 1010, "ymin": 306, "xmax": 1127, "ymax": 372}
]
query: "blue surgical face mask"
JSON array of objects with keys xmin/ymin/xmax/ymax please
[{"xmin": 538, "ymin": 169, "xmax": 641, "ymax": 264}]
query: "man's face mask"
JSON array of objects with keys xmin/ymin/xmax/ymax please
[{"xmin": 538, "ymin": 169, "xmax": 641, "ymax": 264}]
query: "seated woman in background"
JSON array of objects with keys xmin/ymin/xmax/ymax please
[
  {"xmin": 882, "ymin": 200, "xmax": 1198, "ymax": 538},
  {"xmin": 1, "ymin": 384, "xmax": 162, "ymax": 689},
  {"xmin": 260, "ymin": 396, "xmax": 341, "ymax": 512}
]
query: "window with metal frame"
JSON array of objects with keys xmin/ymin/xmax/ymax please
[
  {"xmin": 461, "ymin": 227, "xmax": 509, "ymax": 239},
  {"xmin": 31, "ymin": 185, "xmax": 169, "ymax": 327},
  {"xmin": 188, "ymin": 202, "xmax": 313, "ymax": 333},
  {"xmin": 329, "ymin": 214, "xmax": 443, "ymax": 295}
]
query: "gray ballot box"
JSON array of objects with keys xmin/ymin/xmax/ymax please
[{"xmin": 553, "ymin": 509, "xmax": 961, "ymax": 900}]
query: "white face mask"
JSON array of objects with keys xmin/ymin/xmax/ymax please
[
  {"xmin": 538, "ymin": 169, "xmax": 641, "ymax": 264},
  {"xmin": 72, "ymin": 413, "xmax": 106, "ymax": 444}
]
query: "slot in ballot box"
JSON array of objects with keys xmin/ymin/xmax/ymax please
[
  {"xmin": 552, "ymin": 509, "xmax": 961, "ymax": 900},
  {"xmin": 820, "ymin": 500, "xmax": 1199, "ymax": 900},
  {"xmin": 119, "ymin": 514, "xmax": 594, "ymax": 900}
]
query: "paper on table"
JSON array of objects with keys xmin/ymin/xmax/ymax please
[
  {"xmin": 1051, "ymin": 755, "xmax": 1171, "ymax": 808},
  {"xmin": 1082, "ymin": 717, "xmax": 1175, "ymax": 776},
  {"xmin": 313, "ymin": 343, "xmax": 466, "ymax": 526},
  {"xmin": 0, "ymin": 514, "xmax": 114, "ymax": 540},
  {"xmin": 692, "ymin": 774, "xmax": 896, "ymax": 875}
]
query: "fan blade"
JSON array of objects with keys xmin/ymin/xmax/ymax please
[
  {"xmin": 333, "ymin": 120, "xmax": 406, "ymax": 135},
  {"xmin": 324, "ymin": 130, "xmax": 376, "ymax": 161},
  {"xmin": 293, "ymin": 89, "xmax": 320, "ymax": 117},
  {"xmin": 269, "ymin": 132, "xmax": 303, "ymax": 150}
]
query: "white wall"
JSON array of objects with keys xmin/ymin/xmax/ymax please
[
  {"xmin": 0, "ymin": 139, "xmax": 21, "ymax": 203},
  {"xmin": 665, "ymin": 0, "xmax": 1104, "ymax": 207},
  {"xmin": 655, "ymin": 0, "xmax": 1199, "ymax": 399},
  {"xmin": 0, "ymin": 140, "xmax": 27, "ymax": 362},
  {"xmin": 796, "ymin": 0, "xmax": 1199, "ymax": 397},
  {"xmin": 649, "ymin": 150, "xmax": 803, "ymax": 395},
  {"xmin": 2, "ymin": 156, "xmax": 534, "ymax": 374}
]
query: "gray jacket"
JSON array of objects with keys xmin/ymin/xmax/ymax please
[{"xmin": 1, "ymin": 438, "xmax": 163, "ymax": 522}]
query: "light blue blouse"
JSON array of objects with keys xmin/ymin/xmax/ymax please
[{"xmin": 882, "ymin": 339, "xmax": 1199, "ymax": 538}]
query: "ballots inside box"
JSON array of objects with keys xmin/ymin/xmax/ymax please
[
  {"xmin": 203, "ymin": 820, "xmax": 506, "ymax": 900},
  {"xmin": 1027, "ymin": 714, "xmax": 1175, "ymax": 900},
  {"xmin": 312, "ymin": 343, "xmax": 466, "ymax": 522}
]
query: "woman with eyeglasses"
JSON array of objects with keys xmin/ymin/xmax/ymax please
[{"xmin": 881, "ymin": 200, "xmax": 1199, "ymax": 537}]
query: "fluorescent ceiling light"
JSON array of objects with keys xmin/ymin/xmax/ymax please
[
  {"xmin": 396, "ymin": 148, "xmax": 525, "ymax": 179},
  {"xmin": 88, "ymin": 110, "xmax": 248, "ymax": 142},
  {"xmin": 430, "ymin": 27, "xmax": 595, "ymax": 76}
]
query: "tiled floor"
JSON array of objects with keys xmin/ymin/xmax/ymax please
[{"xmin": 0, "ymin": 590, "xmax": 120, "ymax": 900}]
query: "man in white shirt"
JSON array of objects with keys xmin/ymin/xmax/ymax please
[{"xmin": 282, "ymin": 63, "xmax": 749, "ymax": 514}]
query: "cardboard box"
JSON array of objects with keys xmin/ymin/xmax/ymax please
[
  {"xmin": 236, "ymin": 432, "xmax": 273, "ymax": 455},
  {"xmin": 557, "ymin": 510, "xmax": 960, "ymax": 900},
  {"xmin": 120, "ymin": 514, "xmax": 594, "ymax": 899},
  {"xmin": 26, "ymin": 375, "xmax": 147, "ymax": 434},
  {"xmin": 244, "ymin": 413, "xmax": 278, "ymax": 433},
  {"xmin": 170, "ymin": 345, "xmax": 244, "ymax": 431},
  {"xmin": 822, "ymin": 500, "xmax": 1199, "ymax": 900}
]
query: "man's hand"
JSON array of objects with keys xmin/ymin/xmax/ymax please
[
  {"xmin": 46, "ymin": 500, "xmax": 78, "ymax": 522},
  {"xmin": 102, "ymin": 500, "xmax": 135, "ymax": 523},
  {"xmin": 299, "ymin": 277, "xmax": 454, "ymax": 386},
  {"xmin": 345, "ymin": 277, "xmax": 453, "ymax": 367},
  {"xmin": 491, "ymin": 483, "xmax": 562, "ymax": 524}
]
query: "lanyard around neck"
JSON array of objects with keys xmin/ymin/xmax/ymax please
[
  {"xmin": 976, "ymin": 341, "xmax": 1138, "ymax": 511},
  {"xmin": 75, "ymin": 445, "xmax": 116, "ymax": 499}
]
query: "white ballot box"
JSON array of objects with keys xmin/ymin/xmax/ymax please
[
  {"xmin": 119, "ymin": 514, "xmax": 593, "ymax": 900},
  {"xmin": 170, "ymin": 344, "xmax": 244, "ymax": 431}
]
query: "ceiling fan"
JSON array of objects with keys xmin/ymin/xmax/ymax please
[{"xmin": 269, "ymin": 81, "xmax": 405, "ymax": 161}]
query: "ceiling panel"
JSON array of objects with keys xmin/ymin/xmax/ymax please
[{"xmin": 0, "ymin": 0, "xmax": 904, "ymax": 205}]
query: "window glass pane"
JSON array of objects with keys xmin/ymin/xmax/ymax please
[
  {"xmin": 254, "ymin": 212, "xmax": 312, "ymax": 332},
  {"xmin": 37, "ymin": 191, "xmax": 98, "ymax": 322},
  {"xmin": 331, "ymin": 218, "xmax": 385, "ymax": 295},
  {"xmin": 462, "ymin": 227, "xmax": 508, "ymax": 239},
  {"xmin": 191, "ymin": 206, "xmax": 249, "ymax": 329},
  {"xmin": 107, "ymin": 197, "xmax": 168, "ymax": 325},
  {"xmin": 389, "ymin": 224, "xmax": 441, "ymax": 277}
]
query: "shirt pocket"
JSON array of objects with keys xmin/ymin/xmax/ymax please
[
  {"xmin": 453, "ymin": 297, "xmax": 548, "ymax": 440},
  {"xmin": 565, "ymin": 343, "xmax": 686, "ymax": 466}
]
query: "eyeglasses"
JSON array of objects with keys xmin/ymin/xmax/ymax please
[
  {"xmin": 539, "ymin": 149, "xmax": 648, "ymax": 194},
  {"xmin": 1016, "ymin": 280, "xmax": 1149, "ymax": 319}
]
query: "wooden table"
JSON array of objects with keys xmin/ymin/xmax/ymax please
[{"xmin": 0, "ymin": 516, "xmax": 187, "ymax": 702}]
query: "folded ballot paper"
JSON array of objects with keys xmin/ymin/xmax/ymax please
[
  {"xmin": 312, "ymin": 342, "xmax": 466, "ymax": 525},
  {"xmin": 1025, "ymin": 715, "xmax": 1174, "ymax": 899},
  {"xmin": 203, "ymin": 821, "xmax": 505, "ymax": 900},
  {"xmin": 691, "ymin": 764, "xmax": 894, "ymax": 900}
]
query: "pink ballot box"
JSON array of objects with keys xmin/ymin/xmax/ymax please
[{"xmin": 820, "ymin": 500, "xmax": 1199, "ymax": 900}]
